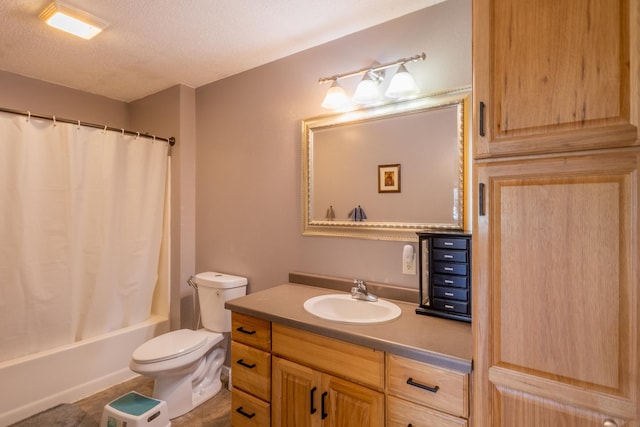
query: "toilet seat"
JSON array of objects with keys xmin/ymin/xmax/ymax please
[{"xmin": 132, "ymin": 329, "xmax": 210, "ymax": 364}]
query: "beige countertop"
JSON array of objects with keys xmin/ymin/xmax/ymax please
[{"xmin": 225, "ymin": 283, "xmax": 473, "ymax": 373}]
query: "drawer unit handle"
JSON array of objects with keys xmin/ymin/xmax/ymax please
[
  {"xmin": 443, "ymin": 242, "xmax": 454, "ymax": 246},
  {"xmin": 236, "ymin": 406, "xmax": 256, "ymax": 419},
  {"xmin": 321, "ymin": 391, "xmax": 328, "ymax": 419},
  {"xmin": 310, "ymin": 387, "xmax": 317, "ymax": 414},
  {"xmin": 407, "ymin": 377, "xmax": 440, "ymax": 393},
  {"xmin": 445, "ymin": 292, "xmax": 454, "ymax": 297},
  {"xmin": 444, "ymin": 280, "xmax": 454, "ymax": 284},
  {"xmin": 443, "ymin": 255, "xmax": 454, "ymax": 259},
  {"xmin": 444, "ymin": 267, "xmax": 454, "ymax": 271},
  {"xmin": 236, "ymin": 326, "xmax": 256, "ymax": 335},
  {"xmin": 236, "ymin": 359, "xmax": 256, "ymax": 369},
  {"xmin": 445, "ymin": 305, "xmax": 455, "ymax": 309}
]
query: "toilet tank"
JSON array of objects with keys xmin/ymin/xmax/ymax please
[{"xmin": 194, "ymin": 272, "xmax": 248, "ymax": 332}]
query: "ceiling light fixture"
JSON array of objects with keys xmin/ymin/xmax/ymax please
[
  {"xmin": 39, "ymin": 1, "xmax": 108, "ymax": 40},
  {"xmin": 319, "ymin": 52, "xmax": 425, "ymax": 109}
]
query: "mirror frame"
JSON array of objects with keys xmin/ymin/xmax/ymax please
[{"xmin": 301, "ymin": 86, "xmax": 470, "ymax": 241}]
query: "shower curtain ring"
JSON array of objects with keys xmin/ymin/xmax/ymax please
[
  {"xmin": 53, "ymin": 116, "xmax": 56, "ymax": 126},
  {"xmin": 26, "ymin": 111, "xmax": 31, "ymax": 122},
  {"xmin": 77, "ymin": 120, "xmax": 81, "ymax": 130}
]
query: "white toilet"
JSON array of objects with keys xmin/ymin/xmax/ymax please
[{"xmin": 129, "ymin": 272, "xmax": 247, "ymax": 419}]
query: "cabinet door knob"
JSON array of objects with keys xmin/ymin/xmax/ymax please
[{"xmin": 603, "ymin": 420, "xmax": 618, "ymax": 427}]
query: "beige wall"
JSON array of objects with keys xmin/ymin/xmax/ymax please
[
  {"xmin": 195, "ymin": 0, "xmax": 471, "ymax": 293},
  {"xmin": 0, "ymin": 0, "xmax": 471, "ymax": 326}
]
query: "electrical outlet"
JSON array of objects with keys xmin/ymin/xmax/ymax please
[
  {"xmin": 403, "ymin": 254, "xmax": 417, "ymax": 275},
  {"xmin": 402, "ymin": 245, "xmax": 417, "ymax": 275}
]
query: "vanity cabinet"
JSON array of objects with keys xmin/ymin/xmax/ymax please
[
  {"xmin": 472, "ymin": 1, "xmax": 640, "ymax": 425},
  {"xmin": 387, "ymin": 353, "xmax": 469, "ymax": 427},
  {"xmin": 271, "ymin": 324, "xmax": 384, "ymax": 427},
  {"xmin": 231, "ymin": 313, "xmax": 272, "ymax": 427},
  {"xmin": 473, "ymin": 0, "xmax": 637, "ymax": 159}
]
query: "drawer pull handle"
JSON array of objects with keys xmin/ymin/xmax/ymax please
[
  {"xmin": 445, "ymin": 292, "xmax": 454, "ymax": 297},
  {"xmin": 236, "ymin": 326, "xmax": 256, "ymax": 335},
  {"xmin": 445, "ymin": 305, "xmax": 455, "ymax": 309},
  {"xmin": 444, "ymin": 242, "xmax": 454, "ymax": 246},
  {"xmin": 603, "ymin": 420, "xmax": 618, "ymax": 427},
  {"xmin": 443, "ymin": 255, "xmax": 454, "ymax": 259},
  {"xmin": 407, "ymin": 377, "xmax": 440, "ymax": 393},
  {"xmin": 444, "ymin": 267, "xmax": 454, "ymax": 271},
  {"xmin": 444, "ymin": 280, "xmax": 454, "ymax": 284},
  {"xmin": 310, "ymin": 387, "xmax": 317, "ymax": 414},
  {"xmin": 321, "ymin": 391, "xmax": 328, "ymax": 419},
  {"xmin": 236, "ymin": 406, "xmax": 256, "ymax": 419},
  {"xmin": 236, "ymin": 359, "xmax": 256, "ymax": 369}
]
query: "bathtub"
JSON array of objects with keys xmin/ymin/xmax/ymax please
[{"xmin": 0, "ymin": 315, "xmax": 169, "ymax": 426}]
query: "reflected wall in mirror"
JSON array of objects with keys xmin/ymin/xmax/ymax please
[{"xmin": 302, "ymin": 87, "xmax": 470, "ymax": 241}]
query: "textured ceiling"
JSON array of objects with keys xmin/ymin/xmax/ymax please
[{"xmin": 0, "ymin": 0, "xmax": 444, "ymax": 102}]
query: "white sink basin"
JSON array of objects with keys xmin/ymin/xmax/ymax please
[{"xmin": 303, "ymin": 293, "xmax": 402, "ymax": 324}]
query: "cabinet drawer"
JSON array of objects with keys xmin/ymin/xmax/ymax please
[
  {"xmin": 432, "ymin": 298, "xmax": 469, "ymax": 314},
  {"xmin": 387, "ymin": 396, "xmax": 467, "ymax": 427},
  {"xmin": 231, "ymin": 388, "xmax": 271, "ymax": 427},
  {"xmin": 433, "ymin": 274, "xmax": 468, "ymax": 289},
  {"xmin": 386, "ymin": 353, "xmax": 469, "ymax": 417},
  {"xmin": 433, "ymin": 286, "xmax": 468, "ymax": 302},
  {"xmin": 433, "ymin": 262, "xmax": 468, "ymax": 276},
  {"xmin": 232, "ymin": 312, "xmax": 271, "ymax": 351},
  {"xmin": 433, "ymin": 249, "xmax": 468, "ymax": 263},
  {"xmin": 433, "ymin": 237, "xmax": 468, "ymax": 250},
  {"xmin": 272, "ymin": 323, "xmax": 384, "ymax": 390},
  {"xmin": 231, "ymin": 341, "xmax": 271, "ymax": 402}
]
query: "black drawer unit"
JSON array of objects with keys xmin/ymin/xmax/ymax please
[{"xmin": 416, "ymin": 231, "xmax": 471, "ymax": 322}]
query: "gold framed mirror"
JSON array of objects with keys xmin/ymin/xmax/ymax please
[{"xmin": 301, "ymin": 86, "xmax": 470, "ymax": 241}]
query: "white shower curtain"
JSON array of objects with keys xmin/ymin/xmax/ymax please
[{"xmin": 0, "ymin": 111, "xmax": 169, "ymax": 363}]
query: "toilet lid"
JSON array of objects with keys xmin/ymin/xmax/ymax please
[{"xmin": 132, "ymin": 329, "xmax": 209, "ymax": 363}]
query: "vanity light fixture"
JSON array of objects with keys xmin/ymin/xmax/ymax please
[
  {"xmin": 385, "ymin": 64, "xmax": 420, "ymax": 98},
  {"xmin": 319, "ymin": 52, "xmax": 426, "ymax": 109},
  {"xmin": 321, "ymin": 79, "xmax": 352, "ymax": 110},
  {"xmin": 351, "ymin": 70, "xmax": 384, "ymax": 105},
  {"xmin": 39, "ymin": 1, "xmax": 108, "ymax": 40}
]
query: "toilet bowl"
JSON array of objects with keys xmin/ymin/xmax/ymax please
[{"xmin": 129, "ymin": 272, "xmax": 247, "ymax": 419}]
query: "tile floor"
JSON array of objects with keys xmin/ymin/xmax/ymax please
[{"xmin": 74, "ymin": 375, "xmax": 231, "ymax": 426}]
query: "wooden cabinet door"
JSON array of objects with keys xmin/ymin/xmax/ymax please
[
  {"xmin": 272, "ymin": 356, "xmax": 321, "ymax": 427},
  {"xmin": 473, "ymin": 0, "xmax": 637, "ymax": 158},
  {"xmin": 472, "ymin": 149, "xmax": 640, "ymax": 427},
  {"xmin": 322, "ymin": 374, "xmax": 383, "ymax": 427}
]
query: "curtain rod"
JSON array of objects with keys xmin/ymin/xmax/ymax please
[{"xmin": 0, "ymin": 106, "xmax": 176, "ymax": 146}]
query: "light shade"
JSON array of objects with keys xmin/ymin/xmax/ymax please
[
  {"xmin": 385, "ymin": 64, "xmax": 419, "ymax": 98},
  {"xmin": 39, "ymin": 1, "xmax": 107, "ymax": 40},
  {"xmin": 352, "ymin": 73, "xmax": 381, "ymax": 105},
  {"xmin": 321, "ymin": 80, "xmax": 352, "ymax": 110}
]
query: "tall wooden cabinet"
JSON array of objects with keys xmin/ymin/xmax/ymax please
[{"xmin": 472, "ymin": 1, "xmax": 640, "ymax": 426}]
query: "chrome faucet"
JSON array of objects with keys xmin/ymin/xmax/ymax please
[{"xmin": 351, "ymin": 279, "xmax": 378, "ymax": 302}]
